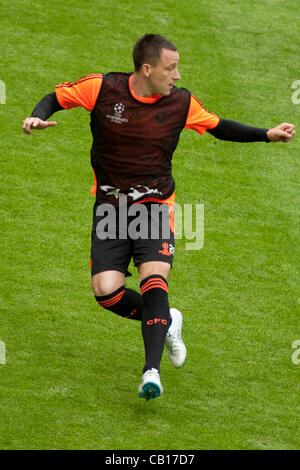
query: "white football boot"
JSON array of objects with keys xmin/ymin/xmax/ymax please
[
  {"xmin": 138, "ymin": 368, "xmax": 163, "ymax": 401},
  {"xmin": 165, "ymin": 308, "xmax": 187, "ymax": 368}
]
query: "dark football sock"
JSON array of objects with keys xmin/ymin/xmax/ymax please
[
  {"xmin": 140, "ymin": 275, "xmax": 171, "ymax": 373},
  {"xmin": 95, "ymin": 286, "xmax": 143, "ymax": 320}
]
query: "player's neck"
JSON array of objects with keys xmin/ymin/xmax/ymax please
[{"xmin": 130, "ymin": 73, "xmax": 156, "ymax": 98}]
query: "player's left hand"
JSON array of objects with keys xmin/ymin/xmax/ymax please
[{"xmin": 266, "ymin": 123, "xmax": 295, "ymax": 143}]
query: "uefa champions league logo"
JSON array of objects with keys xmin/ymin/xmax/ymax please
[
  {"xmin": 106, "ymin": 102, "xmax": 128, "ymax": 124},
  {"xmin": 114, "ymin": 102, "xmax": 125, "ymax": 116}
]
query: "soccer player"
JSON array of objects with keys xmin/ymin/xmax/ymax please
[{"xmin": 22, "ymin": 34, "xmax": 295, "ymax": 401}]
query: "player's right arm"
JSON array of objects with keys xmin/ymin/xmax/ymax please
[
  {"xmin": 22, "ymin": 74, "xmax": 103, "ymax": 135},
  {"xmin": 22, "ymin": 92, "xmax": 61, "ymax": 134}
]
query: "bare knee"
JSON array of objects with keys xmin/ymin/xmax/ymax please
[
  {"xmin": 139, "ymin": 261, "xmax": 171, "ymax": 283},
  {"xmin": 92, "ymin": 271, "xmax": 126, "ymax": 297}
]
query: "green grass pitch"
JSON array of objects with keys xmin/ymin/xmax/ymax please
[{"xmin": 0, "ymin": 0, "xmax": 299, "ymax": 450}]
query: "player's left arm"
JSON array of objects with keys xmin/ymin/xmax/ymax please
[
  {"xmin": 186, "ymin": 94, "xmax": 295, "ymax": 143},
  {"xmin": 208, "ymin": 118, "xmax": 295, "ymax": 143},
  {"xmin": 264, "ymin": 122, "xmax": 295, "ymax": 143}
]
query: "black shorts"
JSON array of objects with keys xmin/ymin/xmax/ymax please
[{"xmin": 90, "ymin": 200, "xmax": 175, "ymax": 276}]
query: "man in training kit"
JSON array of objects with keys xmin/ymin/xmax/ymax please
[{"xmin": 23, "ymin": 34, "xmax": 295, "ymax": 401}]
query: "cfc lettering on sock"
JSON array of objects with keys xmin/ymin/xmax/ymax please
[{"xmin": 146, "ymin": 318, "xmax": 168, "ymax": 326}]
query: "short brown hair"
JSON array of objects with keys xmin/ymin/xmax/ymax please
[{"xmin": 133, "ymin": 34, "xmax": 177, "ymax": 71}]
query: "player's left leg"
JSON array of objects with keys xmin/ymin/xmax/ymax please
[
  {"xmin": 138, "ymin": 262, "xmax": 186, "ymax": 373},
  {"xmin": 138, "ymin": 261, "xmax": 171, "ymax": 400},
  {"xmin": 139, "ymin": 261, "xmax": 171, "ymax": 369},
  {"xmin": 133, "ymin": 201, "xmax": 186, "ymax": 400}
]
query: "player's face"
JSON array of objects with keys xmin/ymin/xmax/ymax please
[{"xmin": 148, "ymin": 48, "xmax": 181, "ymax": 95}]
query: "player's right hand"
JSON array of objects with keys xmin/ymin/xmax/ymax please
[{"xmin": 22, "ymin": 117, "xmax": 57, "ymax": 135}]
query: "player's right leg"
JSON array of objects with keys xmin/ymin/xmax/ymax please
[
  {"xmin": 91, "ymin": 270, "xmax": 143, "ymax": 320},
  {"xmin": 90, "ymin": 200, "xmax": 143, "ymax": 320},
  {"xmin": 92, "ymin": 270, "xmax": 125, "ymax": 297}
]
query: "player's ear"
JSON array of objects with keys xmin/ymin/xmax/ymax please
[{"xmin": 141, "ymin": 63, "xmax": 152, "ymax": 79}]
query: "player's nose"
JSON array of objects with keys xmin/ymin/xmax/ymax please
[{"xmin": 173, "ymin": 68, "xmax": 181, "ymax": 81}]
